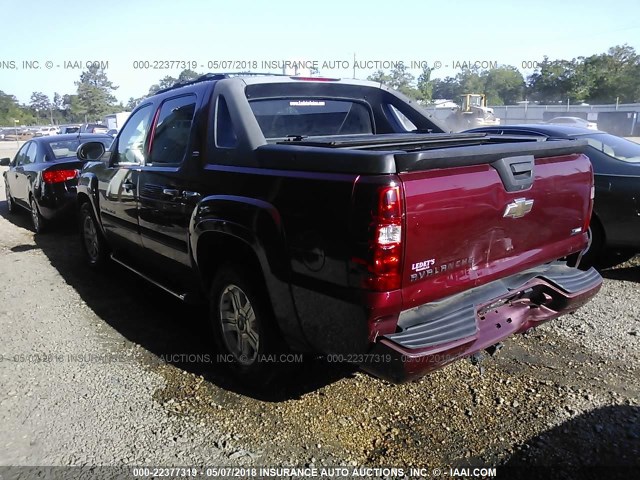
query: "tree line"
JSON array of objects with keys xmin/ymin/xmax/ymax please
[
  {"xmin": 0, "ymin": 67, "xmax": 203, "ymax": 127},
  {"xmin": 369, "ymin": 45, "xmax": 640, "ymax": 106},
  {"xmin": 1, "ymin": 45, "xmax": 638, "ymax": 126}
]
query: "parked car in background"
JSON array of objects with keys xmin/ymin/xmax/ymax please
[
  {"xmin": 466, "ymin": 124, "xmax": 640, "ymax": 267},
  {"xmin": 103, "ymin": 112, "xmax": 131, "ymax": 131},
  {"xmin": 34, "ymin": 126, "xmax": 59, "ymax": 137},
  {"xmin": 3, "ymin": 134, "xmax": 113, "ymax": 233},
  {"xmin": 547, "ymin": 116, "xmax": 598, "ymax": 130},
  {"xmin": 80, "ymin": 123, "xmax": 109, "ymax": 134},
  {"xmin": 59, "ymin": 124, "xmax": 81, "ymax": 134},
  {"xmin": 106, "ymin": 129, "xmax": 118, "ymax": 137}
]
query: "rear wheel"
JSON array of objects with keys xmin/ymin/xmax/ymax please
[
  {"xmin": 30, "ymin": 197, "xmax": 45, "ymax": 233},
  {"xmin": 578, "ymin": 217, "xmax": 635, "ymax": 269},
  {"xmin": 210, "ymin": 264, "xmax": 284, "ymax": 385},
  {"xmin": 79, "ymin": 202, "xmax": 108, "ymax": 268},
  {"xmin": 5, "ymin": 182, "xmax": 16, "ymax": 214}
]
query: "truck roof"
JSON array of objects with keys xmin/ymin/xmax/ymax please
[{"xmin": 155, "ymin": 72, "xmax": 406, "ymax": 95}]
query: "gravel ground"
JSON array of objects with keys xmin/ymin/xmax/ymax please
[{"xmin": 0, "ymin": 164, "xmax": 638, "ymax": 479}]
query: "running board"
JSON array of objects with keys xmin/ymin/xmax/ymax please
[{"xmin": 110, "ymin": 254, "xmax": 193, "ymax": 303}]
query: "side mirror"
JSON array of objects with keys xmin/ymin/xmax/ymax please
[
  {"xmin": 0, "ymin": 157, "xmax": 10, "ymax": 166},
  {"xmin": 77, "ymin": 141, "xmax": 106, "ymax": 162}
]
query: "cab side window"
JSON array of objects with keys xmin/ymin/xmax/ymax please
[
  {"xmin": 149, "ymin": 95, "xmax": 196, "ymax": 166},
  {"xmin": 215, "ymin": 96, "xmax": 238, "ymax": 148},
  {"xmin": 115, "ymin": 104, "xmax": 153, "ymax": 165}
]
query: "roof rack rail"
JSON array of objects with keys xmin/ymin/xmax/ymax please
[
  {"xmin": 154, "ymin": 71, "xmax": 291, "ymax": 95},
  {"xmin": 220, "ymin": 71, "xmax": 291, "ymax": 77},
  {"xmin": 155, "ymin": 73, "xmax": 228, "ymax": 95}
]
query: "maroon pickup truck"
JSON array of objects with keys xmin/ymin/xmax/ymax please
[{"xmin": 75, "ymin": 74, "xmax": 602, "ymax": 384}]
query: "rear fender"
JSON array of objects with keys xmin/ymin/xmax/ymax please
[
  {"xmin": 77, "ymin": 172, "xmax": 106, "ymax": 236},
  {"xmin": 191, "ymin": 195, "xmax": 308, "ymax": 351}
]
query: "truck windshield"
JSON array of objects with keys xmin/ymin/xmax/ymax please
[{"xmin": 249, "ymin": 99, "xmax": 373, "ymax": 138}]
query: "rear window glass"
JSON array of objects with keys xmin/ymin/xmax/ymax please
[{"xmin": 249, "ymin": 99, "xmax": 373, "ymax": 138}]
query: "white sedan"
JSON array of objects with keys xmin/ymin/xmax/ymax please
[
  {"xmin": 34, "ymin": 126, "xmax": 60, "ymax": 137},
  {"xmin": 547, "ymin": 116, "xmax": 598, "ymax": 130}
]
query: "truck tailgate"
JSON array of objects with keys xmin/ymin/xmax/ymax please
[{"xmin": 398, "ymin": 146, "xmax": 593, "ymax": 311}]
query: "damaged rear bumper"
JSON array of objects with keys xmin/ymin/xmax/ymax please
[{"xmin": 361, "ymin": 262, "xmax": 602, "ymax": 383}]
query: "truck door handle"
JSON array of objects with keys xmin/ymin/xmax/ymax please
[
  {"xmin": 123, "ymin": 181, "xmax": 136, "ymax": 192},
  {"xmin": 162, "ymin": 188, "xmax": 180, "ymax": 198}
]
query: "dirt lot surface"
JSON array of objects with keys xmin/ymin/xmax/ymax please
[{"xmin": 0, "ymin": 162, "xmax": 638, "ymax": 479}]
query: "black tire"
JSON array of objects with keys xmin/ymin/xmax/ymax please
[
  {"xmin": 79, "ymin": 202, "xmax": 108, "ymax": 268},
  {"xmin": 597, "ymin": 249, "xmax": 637, "ymax": 270},
  {"xmin": 30, "ymin": 196, "xmax": 45, "ymax": 233},
  {"xmin": 5, "ymin": 182, "xmax": 16, "ymax": 214},
  {"xmin": 209, "ymin": 264, "xmax": 284, "ymax": 385},
  {"xmin": 580, "ymin": 218, "xmax": 636, "ymax": 270}
]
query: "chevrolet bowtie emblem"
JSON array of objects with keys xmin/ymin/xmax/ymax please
[{"xmin": 503, "ymin": 198, "xmax": 534, "ymax": 218}]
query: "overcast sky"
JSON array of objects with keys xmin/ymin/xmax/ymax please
[{"xmin": 1, "ymin": 0, "xmax": 639, "ymax": 104}]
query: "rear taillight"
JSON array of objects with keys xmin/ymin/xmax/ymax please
[
  {"xmin": 43, "ymin": 169, "xmax": 78, "ymax": 184},
  {"xmin": 365, "ymin": 184, "xmax": 404, "ymax": 291}
]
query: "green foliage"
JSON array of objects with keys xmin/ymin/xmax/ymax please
[
  {"xmin": 367, "ymin": 65, "xmax": 421, "ymax": 100},
  {"xmin": 148, "ymin": 69, "xmax": 203, "ymax": 96},
  {"xmin": 527, "ymin": 45, "xmax": 640, "ymax": 103},
  {"xmin": 74, "ymin": 64, "xmax": 119, "ymax": 120},
  {"xmin": 417, "ymin": 66, "xmax": 433, "ymax": 102},
  {"xmin": 29, "ymin": 92, "xmax": 51, "ymax": 123},
  {"xmin": 148, "ymin": 75, "xmax": 178, "ymax": 95},
  {"xmin": 526, "ymin": 57, "xmax": 580, "ymax": 102},
  {"xmin": 177, "ymin": 69, "xmax": 200, "ymax": 82},
  {"xmin": 0, "ymin": 91, "xmax": 34, "ymax": 125},
  {"xmin": 580, "ymin": 45, "xmax": 640, "ymax": 103},
  {"xmin": 484, "ymin": 66, "xmax": 525, "ymax": 105},
  {"xmin": 369, "ymin": 44, "xmax": 637, "ymax": 106}
]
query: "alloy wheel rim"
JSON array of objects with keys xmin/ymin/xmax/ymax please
[
  {"xmin": 219, "ymin": 284, "xmax": 259, "ymax": 366},
  {"xmin": 83, "ymin": 215, "xmax": 99, "ymax": 261}
]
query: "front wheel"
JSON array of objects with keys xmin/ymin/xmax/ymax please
[
  {"xmin": 30, "ymin": 197, "xmax": 45, "ymax": 233},
  {"xmin": 79, "ymin": 202, "xmax": 108, "ymax": 268},
  {"xmin": 5, "ymin": 182, "xmax": 16, "ymax": 214},
  {"xmin": 210, "ymin": 264, "xmax": 284, "ymax": 385}
]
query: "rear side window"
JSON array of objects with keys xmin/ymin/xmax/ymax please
[
  {"xmin": 388, "ymin": 104, "xmax": 417, "ymax": 131},
  {"xmin": 249, "ymin": 98, "xmax": 373, "ymax": 138},
  {"xmin": 149, "ymin": 94, "xmax": 196, "ymax": 166},
  {"xmin": 215, "ymin": 96, "xmax": 238, "ymax": 148}
]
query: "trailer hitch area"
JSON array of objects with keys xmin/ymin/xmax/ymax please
[
  {"xmin": 485, "ymin": 342, "xmax": 504, "ymax": 357},
  {"xmin": 469, "ymin": 342, "xmax": 504, "ymax": 375},
  {"xmin": 469, "ymin": 351, "xmax": 486, "ymax": 376}
]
